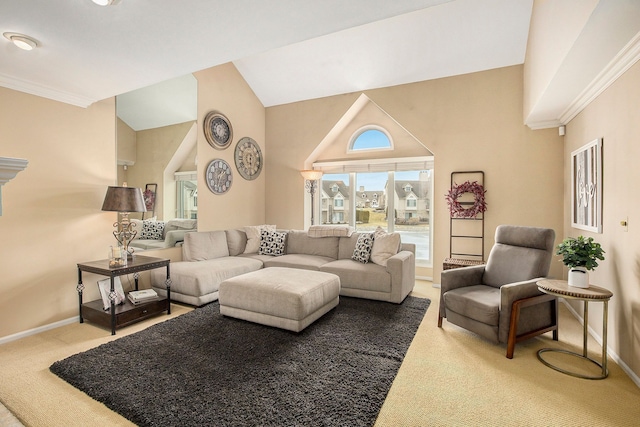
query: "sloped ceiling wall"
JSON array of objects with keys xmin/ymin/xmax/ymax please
[{"xmin": 307, "ymin": 94, "xmax": 433, "ymax": 166}]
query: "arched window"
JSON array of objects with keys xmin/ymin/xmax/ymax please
[{"xmin": 349, "ymin": 127, "xmax": 392, "ymax": 152}]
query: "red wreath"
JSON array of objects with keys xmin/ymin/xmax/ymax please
[
  {"xmin": 445, "ymin": 180, "xmax": 487, "ymax": 218},
  {"xmin": 143, "ymin": 189, "xmax": 156, "ymax": 211}
]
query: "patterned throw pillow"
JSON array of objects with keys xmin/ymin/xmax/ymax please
[
  {"xmin": 259, "ymin": 230, "xmax": 287, "ymax": 256},
  {"xmin": 140, "ymin": 219, "xmax": 165, "ymax": 240},
  {"xmin": 352, "ymin": 233, "xmax": 374, "ymax": 264}
]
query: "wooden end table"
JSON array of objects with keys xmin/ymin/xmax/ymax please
[
  {"xmin": 77, "ymin": 255, "xmax": 171, "ymax": 335},
  {"xmin": 536, "ymin": 279, "xmax": 613, "ymax": 379}
]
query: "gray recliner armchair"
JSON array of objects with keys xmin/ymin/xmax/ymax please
[{"xmin": 438, "ymin": 225, "xmax": 558, "ymax": 358}]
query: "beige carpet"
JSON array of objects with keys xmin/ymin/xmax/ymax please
[{"xmin": 1, "ymin": 281, "xmax": 639, "ymax": 426}]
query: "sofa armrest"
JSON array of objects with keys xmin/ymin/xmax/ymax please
[
  {"xmin": 400, "ymin": 242, "xmax": 416, "ymax": 254},
  {"xmin": 439, "ymin": 265, "xmax": 486, "ymax": 318},
  {"xmin": 164, "ymin": 230, "xmax": 189, "ymax": 247},
  {"xmin": 386, "ymin": 250, "xmax": 415, "ymax": 303}
]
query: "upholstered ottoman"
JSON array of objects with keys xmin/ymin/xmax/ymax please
[{"xmin": 218, "ymin": 267, "xmax": 340, "ymax": 332}]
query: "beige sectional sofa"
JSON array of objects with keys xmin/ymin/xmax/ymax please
[
  {"xmin": 150, "ymin": 226, "xmax": 416, "ymax": 306},
  {"xmin": 129, "ymin": 218, "xmax": 197, "ymax": 251}
]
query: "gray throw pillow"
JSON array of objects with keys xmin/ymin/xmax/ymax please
[
  {"xmin": 352, "ymin": 233, "xmax": 374, "ymax": 264},
  {"xmin": 259, "ymin": 230, "xmax": 287, "ymax": 256}
]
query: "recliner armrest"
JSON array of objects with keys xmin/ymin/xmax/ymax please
[
  {"xmin": 440, "ymin": 265, "xmax": 485, "ymax": 294},
  {"xmin": 439, "ymin": 265, "xmax": 486, "ymax": 318},
  {"xmin": 498, "ymin": 277, "xmax": 548, "ymax": 342}
]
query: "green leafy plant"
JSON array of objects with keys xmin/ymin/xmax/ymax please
[{"xmin": 556, "ymin": 236, "xmax": 605, "ymax": 270}]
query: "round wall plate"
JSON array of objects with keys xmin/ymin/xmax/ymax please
[
  {"xmin": 203, "ymin": 111, "xmax": 232, "ymax": 150},
  {"xmin": 205, "ymin": 159, "xmax": 233, "ymax": 194},
  {"xmin": 234, "ymin": 137, "xmax": 263, "ymax": 180}
]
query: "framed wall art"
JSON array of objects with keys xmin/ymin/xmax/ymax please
[
  {"xmin": 571, "ymin": 138, "xmax": 602, "ymax": 233},
  {"xmin": 142, "ymin": 183, "xmax": 157, "ymax": 219}
]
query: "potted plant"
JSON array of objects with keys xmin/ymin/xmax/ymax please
[{"xmin": 556, "ymin": 236, "xmax": 605, "ymax": 288}]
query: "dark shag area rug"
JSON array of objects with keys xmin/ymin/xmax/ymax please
[{"xmin": 50, "ymin": 296, "xmax": 430, "ymax": 427}]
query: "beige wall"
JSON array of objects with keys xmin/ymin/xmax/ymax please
[
  {"xmin": 0, "ymin": 87, "xmax": 116, "ymax": 338},
  {"xmin": 195, "ymin": 63, "xmax": 266, "ymax": 231},
  {"xmin": 563, "ymin": 59, "xmax": 640, "ymax": 377},
  {"xmin": 266, "ymin": 65, "xmax": 565, "ymax": 282},
  {"xmin": 125, "ymin": 121, "xmax": 195, "ymax": 220},
  {"xmin": 116, "ymin": 118, "xmax": 136, "ymax": 166},
  {"xmin": 116, "ymin": 118, "xmax": 136, "ymax": 187}
]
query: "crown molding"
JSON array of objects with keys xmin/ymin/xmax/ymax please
[
  {"xmin": 0, "ymin": 74, "xmax": 95, "ymax": 108},
  {"xmin": 559, "ymin": 30, "xmax": 640, "ymax": 125},
  {"xmin": 0, "ymin": 157, "xmax": 28, "ymax": 216},
  {"xmin": 0, "ymin": 157, "xmax": 28, "ymax": 185},
  {"xmin": 525, "ymin": 119, "xmax": 562, "ymax": 131}
]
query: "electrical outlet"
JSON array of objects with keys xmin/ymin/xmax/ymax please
[{"xmin": 620, "ymin": 217, "xmax": 628, "ymax": 232}]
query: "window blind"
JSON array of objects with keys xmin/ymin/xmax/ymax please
[{"xmin": 313, "ymin": 156, "xmax": 433, "ymax": 173}]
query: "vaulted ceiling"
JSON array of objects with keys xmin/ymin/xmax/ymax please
[{"xmin": 2, "ymin": 1, "xmax": 639, "ymax": 131}]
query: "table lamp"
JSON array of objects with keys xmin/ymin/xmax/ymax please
[{"xmin": 101, "ymin": 185, "xmax": 147, "ymax": 259}]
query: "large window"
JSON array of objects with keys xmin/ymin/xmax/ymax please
[{"xmin": 318, "ymin": 165, "xmax": 432, "ymax": 265}]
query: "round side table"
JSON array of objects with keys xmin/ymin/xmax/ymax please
[{"xmin": 536, "ymin": 279, "xmax": 613, "ymax": 380}]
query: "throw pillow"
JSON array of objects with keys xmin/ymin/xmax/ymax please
[
  {"xmin": 370, "ymin": 226, "xmax": 401, "ymax": 266},
  {"xmin": 140, "ymin": 219, "xmax": 165, "ymax": 240},
  {"xmin": 352, "ymin": 233, "xmax": 374, "ymax": 264},
  {"xmin": 259, "ymin": 230, "xmax": 287, "ymax": 256},
  {"xmin": 243, "ymin": 224, "xmax": 276, "ymax": 254}
]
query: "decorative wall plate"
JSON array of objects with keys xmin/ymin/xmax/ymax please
[
  {"xmin": 205, "ymin": 159, "xmax": 233, "ymax": 194},
  {"xmin": 234, "ymin": 137, "xmax": 263, "ymax": 180},
  {"xmin": 203, "ymin": 111, "xmax": 233, "ymax": 150}
]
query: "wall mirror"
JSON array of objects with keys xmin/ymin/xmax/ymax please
[{"xmin": 116, "ymin": 74, "xmax": 198, "ymax": 222}]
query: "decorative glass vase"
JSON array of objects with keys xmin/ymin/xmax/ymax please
[
  {"xmin": 568, "ymin": 267, "xmax": 589, "ymax": 288},
  {"xmin": 109, "ymin": 246, "xmax": 127, "ymax": 268}
]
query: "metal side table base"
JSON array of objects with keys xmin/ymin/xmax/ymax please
[
  {"xmin": 537, "ymin": 348, "xmax": 607, "ymax": 380},
  {"xmin": 535, "ymin": 280, "xmax": 611, "ymax": 380}
]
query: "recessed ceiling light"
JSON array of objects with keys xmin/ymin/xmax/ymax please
[
  {"xmin": 3, "ymin": 32, "xmax": 39, "ymax": 51},
  {"xmin": 91, "ymin": 0, "xmax": 122, "ymax": 5}
]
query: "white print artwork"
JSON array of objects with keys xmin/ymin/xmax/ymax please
[
  {"xmin": 97, "ymin": 277, "xmax": 126, "ymax": 311},
  {"xmin": 571, "ymin": 138, "xmax": 602, "ymax": 233}
]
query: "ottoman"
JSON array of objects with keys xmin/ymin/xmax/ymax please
[{"xmin": 218, "ymin": 267, "xmax": 340, "ymax": 332}]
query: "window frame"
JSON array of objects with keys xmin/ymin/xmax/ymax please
[
  {"xmin": 348, "ymin": 125, "xmax": 394, "ymax": 153},
  {"xmin": 314, "ymin": 160, "xmax": 434, "ymax": 268}
]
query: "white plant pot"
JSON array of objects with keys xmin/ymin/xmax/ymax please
[{"xmin": 568, "ymin": 267, "xmax": 589, "ymax": 288}]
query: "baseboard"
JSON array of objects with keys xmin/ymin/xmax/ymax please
[
  {"xmin": 0, "ymin": 316, "xmax": 76, "ymax": 345},
  {"xmin": 560, "ymin": 299, "xmax": 640, "ymax": 388},
  {"xmin": 415, "ymin": 275, "xmax": 433, "ymax": 281}
]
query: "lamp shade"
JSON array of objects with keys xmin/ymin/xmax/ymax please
[
  {"xmin": 300, "ymin": 170, "xmax": 323, "ymax": 181},
  {"xmin": 101, "ymin": 186, "xmax": 147, "ymax": 212}
]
